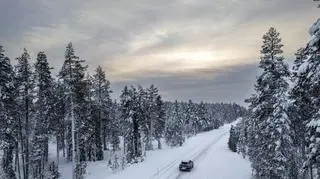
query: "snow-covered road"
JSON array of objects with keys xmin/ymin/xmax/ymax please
[
  {"xmin": 88, "ymin": 121, "xmax": 252, "ymax": 179},
  {"xmin": 176, "ymin": 134, "xmax": 251, "ymax": 179}
]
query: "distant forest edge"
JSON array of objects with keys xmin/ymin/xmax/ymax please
[{"xmin": 0, "ymin": 43, "xmax": 247, "ymax": 179}]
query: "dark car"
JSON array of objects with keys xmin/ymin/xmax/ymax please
[{"xmin": 179, "ymin": 160, "xmax": 194, "ymax": 171}]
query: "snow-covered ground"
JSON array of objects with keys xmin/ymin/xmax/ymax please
[{"xmin": 56, "ymin": 121, "xmax": 251, "ymax": 179}]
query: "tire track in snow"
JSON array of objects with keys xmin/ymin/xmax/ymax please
[
  {"xmin": 151, "ymin": 130, "xmax": 228, "ymax": 179},
  {"xmin": 175, "ymin": 131, "xmax": 229, "ymax": 179},
  {"xmin": 149, "ymin": 138, "xmax": 208, "ymax": 179}
]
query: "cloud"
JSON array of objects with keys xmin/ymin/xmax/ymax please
[
  {"xmin": 0, "ymin": 0, "xmax": 318, "ymax": 103},
  {"xmin": 111, "ymin": 63, "xmax": 259, "ymax": 105}
]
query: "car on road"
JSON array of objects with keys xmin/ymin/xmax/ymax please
[{"xmin": 179, "ymin": 160, "xmax": 194, "ymax": 172}]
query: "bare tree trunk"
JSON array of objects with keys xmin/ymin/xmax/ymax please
[
  {"xmin": 56, "ymin": 136, "xmax": 60, "ymax": 165},
  {"xmin": 71, "ymin": 98, "xmax": 76, "ymax": 179},
  {"xmin": 103, "ymin": 128, "xmax": 107, "ymax": 150},
  {"xmin": 16, "ymin": 143, "xmax": 21, "ymax": 179},
  {"xmin": 157, "ymin": 139, "xmax": 161, "ymax": 149},
  {"xmin": 25, "ymin": 93, "xmax": 30, "ymax": 179},
  {"xmin": 18, "ymin": 116, "xmax": 25, "ymax": 179},
  {"xmin": 62, "ymin": 131, "xmax": 66, "ymax": 158}
]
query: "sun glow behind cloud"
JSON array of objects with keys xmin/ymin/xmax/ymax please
[
  {"xmin": 1, "ymin": 0, "xmax": 317, "ymax": 85},
  {"xmin": 155, "ymin": 51, "xmax": 215, "ymax": 69}
]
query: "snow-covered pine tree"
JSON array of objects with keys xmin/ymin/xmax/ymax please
[
  {"xmin": 78, "ymin": 74, "xmax": 96, "ymax": 162},
  {"xmin": 288, "ymin": 48, "xmax": 313, "ymax": 178},
  {"xmin": 129, "ymin": 86, "xmax": 143, "ymax": 162},
  {"xmin": 110, "ymin": 100, "xmax": 120, "ymax": 151},
  {"xmin": 165, "ymin": 100, "xmax": 185, "ymax": 147},
  {"xmin": 31, "ymin": 51, "xmax": 55, "ymax": 179},
  {"xmin": 136, "ymin": 85, "xmax": 149, "ymax": 153},
  {"xmin": 246, "ymin": 27, "xmax": 294, "ymax": 179},
  {"xmin": 145, "ymin": 85, "xmax": 159, "ymax": 151},
  {"xmin": 91, "ymin": 66, "xmax": 112, "ymax": 159},
  {"xmin": 194, "ymin": 101, "xmax": 209, "ymax": 133},
  {"xmin": 228, "ymin": 125, "xmax": 239, "ymax": 152},
  {"xmin": 235, "ymin": 117, "xmax": 249, "ymax": 157},
  {"xmin": 184, "ymin": 100, "xmax": 196, "ymax": 137},
  {"xmin": 58, "ymin": 42, "xmax": 87, "ymax": 179},
  {"xmin": 120, "ymin": 85, "xmax": 131, "ymax": 163},
  {"xmin": 0, "ymin": 46, "xmax": 17, "ymax": 179},
  {"xmin": 294, "ymin": 18, "xmax": 320, "ymax": 178},
  {"xmin": 153, "ymin": 95, "xmax": 165, "ymax": 149},
  {"xmin": 120, "ymin": 86, "xmax": 143, "ymax": 163},
  {"xmin": 14, "ymin": 48, "xmax": 35, "ymax": 179},
  {"xmin": 51, "ymin": 80, "xmax": 66, "ymax": 163}
]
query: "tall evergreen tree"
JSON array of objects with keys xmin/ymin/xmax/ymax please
[
  {"xmin": 0, "ymin": 46, "xmax": 17, "ymax": 179},
  {"xmin": 246, "ymin": 27, "xmax": 293, "ymax": 179},
  {"xmin": 165, "ymin": 101, "xmax": 185, "ymax": 147},
  {"xmin": 145, "ymin": 85, "xmax": 158, "ymax": 150},
  {"xmin": 120, "ymin": 86, "xmax": 143, "ymax": 163},
  {"xmin": 293, "ymin": 18, "xmax": 320, "ymax": 178},
  {"xmin": 91, "ymin": 66, "xmax": 112, "ymax": 159},
  {"xmin": 184, "ymin": 100, "xmax": 196, "ymax": 136},
  {"xmin": 195, "ymin": 102, "xmax": 209, "ymax": 132},
  {"xmin": 110, "ymin": 100, "xmax": 120, "ymax": 151},
  {"xmin": 153, "ymin": 95, "xmax": 165, "ymax": 149},
  {"xmin": 58, "ymin": 42, "xmax": 87, "ymax": 179},
  {"xmin": 15, "ymin": 48, "xmax": 35, "ymax": 179},
  {"xmin": 31, "ymin": 51, "xmax": 55, "ymax": 179}
]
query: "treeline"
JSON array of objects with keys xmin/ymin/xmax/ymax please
[
  {"xmin": 230, "ymin": 18, "xmax": 320, "ymax": 179},
  {"xmin": 165, "ymin": 101, "xmax": 246, "ymax": 147},
  {"xmin": 0, "ymin": 43, "xmax": 247, "ymax": 179}
]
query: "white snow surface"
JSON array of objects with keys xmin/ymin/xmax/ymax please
[{"xmin": 54, "ymin": 120, "xmax": 251, "ymax": 179}]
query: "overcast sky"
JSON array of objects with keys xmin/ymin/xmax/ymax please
[{"xmin": 0, "ymin": 0, "xmax": 318, "ymax": 105}]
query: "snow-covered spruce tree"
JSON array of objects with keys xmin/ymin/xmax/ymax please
[
  {"xmin": 165, "ymin": 100, "xmax": 185, "ymax": 147},
  {"xmin": 205, "ymin": 103, "xmax": 215, "ymax": 130},
  {"xmin": 0, "ymin": 46, "xmax": 17, "ymax": 179},
  {"xmin": 246, "ymin": 27, "xmax": 294, "ymax": 179},
  {"xmin": 194, "ymin": 101, "xmax": 209, "ymax": 133},
  {"xmin": 51, "ymin": 80, "xmax": 66, "ymax": 163},
  {"xmin": 292, "ymin": 18, "xmax": 320, "ymax": 178},
  {"xmin": 184, "ymin": 100, "xmax": 196, "ymax": 137},
  {"xmin": 15, "ymin": 48, "xmax": 35, "ymax": 179},
  {"xmin": 58, "ymin": 42, "xmax": 87, "ymax": 179},
  {"xmin": 153, "ymin": 95, "xmax": 165, "ymax": 149},
  {"xmin": 235, "ymin": 117, "xmax": 249, "ymax": 157},
  {"xmin": 77, "ymin": 74, "xmax": 96, "ymax": 162},
  {"xmin": 288, "ymin": 48, "xmax": 313, "ymax": 179},
  {"xmin": 136, "ymin": 85, "xmax": 149, "ymax": 154},
  {"xmin": 228, "ymin": 125, "xmax": 239, "ymax": 152},
  {"xmin": 130, "ymin": 86, "xmax": 143, "ymax": 162},
  {"xmin": 120, "ymin": 86, "xmax": 131, "ymax": 163},
  {"xmin": 91, "ymin": 66, "xmax": 112, "ymax": 159},
  {"xmin": 110, "ymin": 100, "xmax": 120, "ymax": 151},
  {"xmin": 145, "ymin": 84, "xmax": 159, "ymax": 151},
  {"xmin": 120, "ymin": 86, "xmax": 143, "ymax": 163},
  {"xmin": 31, "ymin": 51, "xmax": 55, "ymax": 179},
  {"xmin": 136, "ymin": 84, "xmax": 161, "ymax": 152}
]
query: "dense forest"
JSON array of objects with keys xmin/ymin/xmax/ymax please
[
  {"xmin": 229, "ymin": 15, "xmax": 320, "ymax": 179},
  {"xmin": 0, "ymin": 43, "xmax": 246, "ymax": 179}
]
